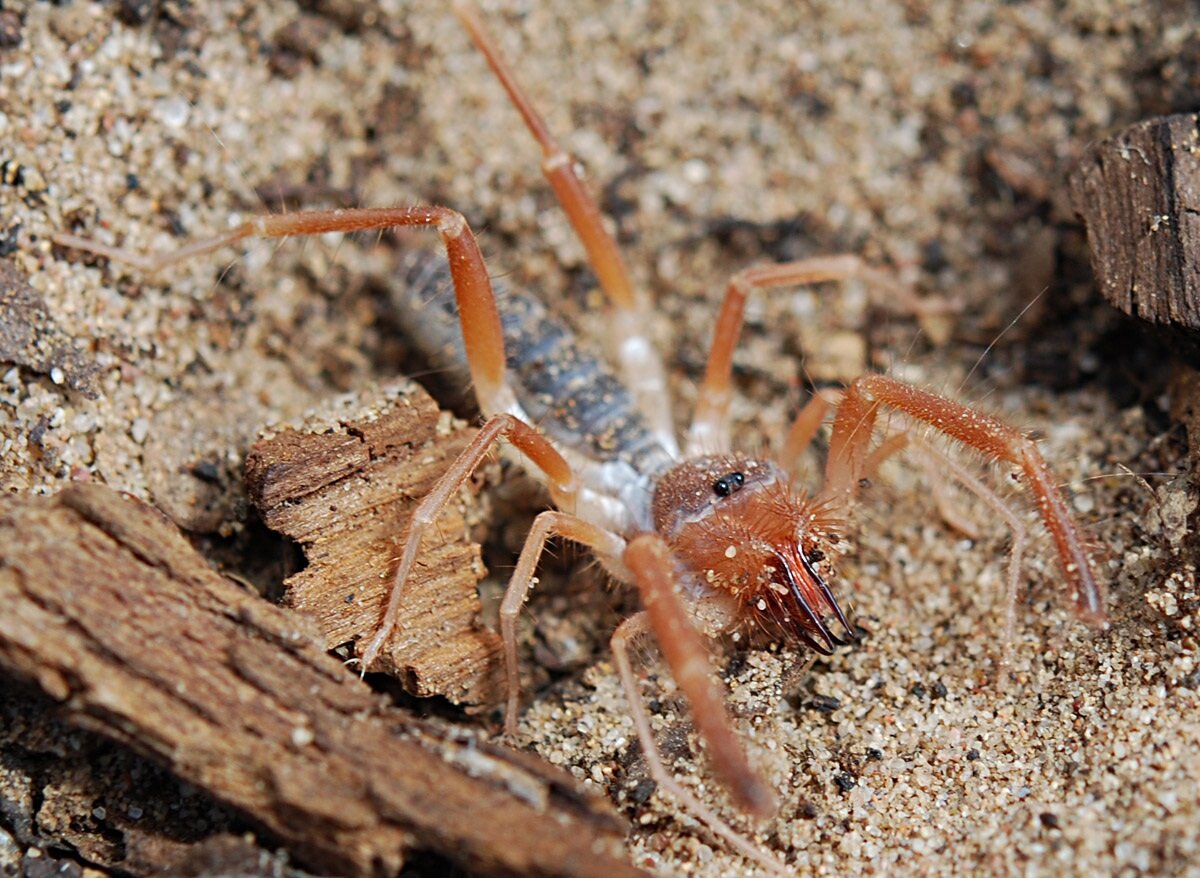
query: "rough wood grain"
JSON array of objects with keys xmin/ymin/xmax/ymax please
[
  {"xmin": 1069, "ymin": 112, "xmax": 1200, "ymax": 357},
  {"xmin": 0, "ymin": 484, "xmax": 644, "ymax": 878},
  {"xmin": 244, "ymin": 379, "xmax": 504, "ymax": 706}
]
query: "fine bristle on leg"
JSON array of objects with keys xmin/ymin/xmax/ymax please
[
  {"xmin": 499, "ymin": 512, "xmax": 625, "ymax": 738},
  {"xmin": 611, "ymin": 611, "xmax": 791, "ymax": 876},
  {"xmin": 823, "ymin": 374, "xmax": 1103, "ymax": 624},
  {"xmin": 452, "ymin": 1, "xmax": 678, "ymax": 454},
  {"xmin": 359, "ymin": 413, "xmax": 578, "ymax": 672}
]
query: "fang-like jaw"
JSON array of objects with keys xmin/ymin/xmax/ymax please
[
  {"xmin": 656, "ymin": 456, "xmax": 854, "ymax": 652},
  {"xmin": 764, "ymin": 545, "xmax": 857, "ymax": 655}
]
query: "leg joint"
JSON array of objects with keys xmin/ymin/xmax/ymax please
[
  {"xmin": 542, "ymin": 150, "xmax": 571, "ymax": 172},
  {"xmin": 436, "ymin": 209, "xmax": 467, "ymax": 239}
]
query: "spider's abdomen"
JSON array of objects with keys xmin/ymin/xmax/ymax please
[{"xmin": 393, "ymin": 250, "xmax": 673, "ymax": 479}]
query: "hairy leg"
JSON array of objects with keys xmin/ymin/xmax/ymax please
[
  {"xmin": 779, "ymin": 387, "xmax": 842, "ymax": 474},
  {"xmin": 611, "ymin": 611, "xmax": 789, "ymax": 876},
  {"xmin": 58, "ymin": 206, "xmax": 519, "ymax": 414},
  {"xmin": 687, "ymin": 257, "xmax": 912, "ymax": 455},
  {"xmin": 359, "ymin": 413, "xmax": 578, "ymax": 671},
  {"xmin": 499, "ymin": 511, "xmax": 625, "ymax": 736},
  {"xmin": 822, "ymin": 374, "xmax": 1102, "ymax": 623},
  {"xmin": 452, "ymin": 2, "xmax": 678, "ymax": 454},
  {"xmin": 622, "ymin": 534, "xmax": 773, "ymax": 815}
]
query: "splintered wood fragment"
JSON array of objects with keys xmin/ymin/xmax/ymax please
[
  {"xmin": 1069, "ymin": 113, "xmax": 1200, "ymax": 357},
  {"xmin": 0, "ymin": 484, "xmax": 644, "ymax": 878},
  {"xmin": 245, "ymin": 379, "xmax": 503, "ymax": 706}
]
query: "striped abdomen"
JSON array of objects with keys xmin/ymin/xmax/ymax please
[{"xmin": 393, "ymin": 250, "xmax": 673, "ymax": 479}]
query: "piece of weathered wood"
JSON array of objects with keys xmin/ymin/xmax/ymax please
[
  {"xmin": 1069, "ymin": 113, "xmax": 1200, "ymax": 355},
  {"xmin": 245, "ymin": 379, "xmax": 504, "ymax": 706},
  {"xmin": 0, "ymin": 484, "xmax": 643, "ymax": 878}
]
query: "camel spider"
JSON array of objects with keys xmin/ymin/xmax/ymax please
[{"xmin": 55, "ymin": 3, "xmax": 1105, "ymax": 873}]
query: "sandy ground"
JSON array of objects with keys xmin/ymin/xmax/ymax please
[{"xmin": 2, "ymin": 1, "xmax": 1198, "ymax": 876}]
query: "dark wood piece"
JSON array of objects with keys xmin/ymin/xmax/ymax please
[
  {"xmin": 245, "ymin": 379, "xmax": 504, "ymax": 706},
  {"xmin": 0, "ymin": 484, "xmax": 643, "ymax": 878},
  {"xmin": 1069, "ymin": 113, "xmax": 1200, "ymax": 350}
]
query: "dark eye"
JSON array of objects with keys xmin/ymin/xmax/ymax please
[{"xmin": 713, "ymin": 471, "xmax": 745, "ymax": 498}]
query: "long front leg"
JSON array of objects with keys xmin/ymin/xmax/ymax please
[
  {"xmin": 452, "ymin": 2, "xmax": 678, "ymax": 455},
  {"xmin": 57, "ymin": 206, "xmax": 518, "ymax": 416},
  {"xmin": 611, "ymin": 611, "xmax": 789, "ymax": 876},
  {"xmin": 822, "ymin": 374, "xmax": 1103, "ymax": 623},
  {"xmin": 622, "ymin": 534, "xmax": 773, "ymax": 816}
]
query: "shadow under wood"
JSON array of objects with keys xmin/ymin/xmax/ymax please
[{"xmin": 0, "ymin": 483, "xmax": 644, "ymax": 878}]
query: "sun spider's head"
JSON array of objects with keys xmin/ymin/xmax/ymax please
[{"xmin": 651, "ymin": 454, "xmax": 855, "ymax": 654}]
